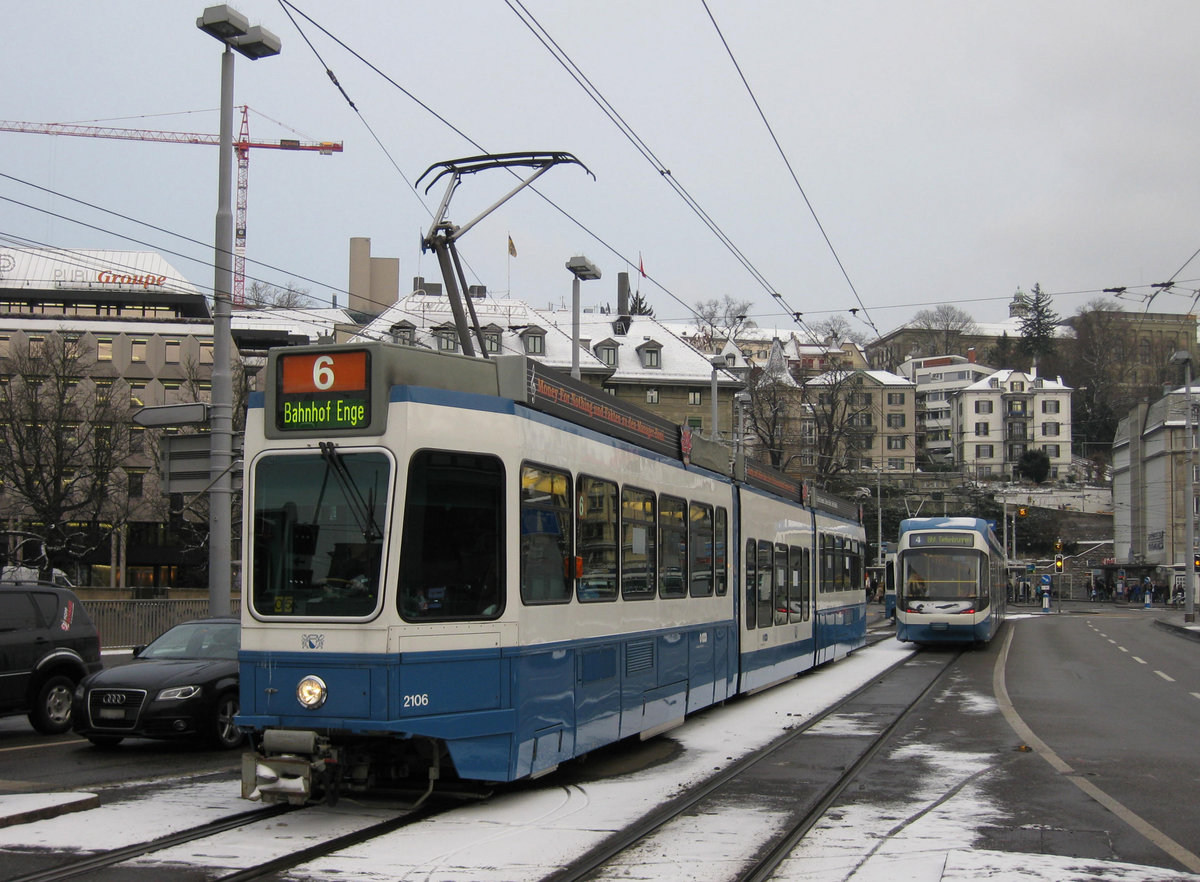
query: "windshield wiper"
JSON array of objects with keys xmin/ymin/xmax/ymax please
[{"xmin": 318, "ymin": 442, "xmax": 383, "ymax": 543}]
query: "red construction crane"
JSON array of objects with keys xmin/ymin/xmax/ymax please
[{"xmin": 0, "ymin": 107, "xmax": 343, "ymax": 305}]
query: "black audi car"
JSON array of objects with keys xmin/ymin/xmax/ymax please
[{"xmin": 73, "ymin": 617, "xmax": 242, "ymax": 749}]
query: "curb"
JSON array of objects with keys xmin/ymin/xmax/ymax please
[
  {"xmin": 1153, "ymin": 617, "xmax": 1200, "ymax": 645},
  {"xmin": 0, "ymin": 792, "xmax": 99, "ymax": 829}
]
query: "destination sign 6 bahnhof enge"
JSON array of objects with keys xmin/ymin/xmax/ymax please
[{"xmin": 276, "ymin": 350, "xmax": 371, "ymax": 431}]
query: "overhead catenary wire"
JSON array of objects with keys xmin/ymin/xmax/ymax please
[
  {"xmin": 274, "ymin": 1, "xmax": 705, "ymax": 327},
  {"xmin": 700, "ymin": 0, "xmax": 879, "ymax": 340}
]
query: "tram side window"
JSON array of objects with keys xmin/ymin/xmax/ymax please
[
  {"xmin": 714, "ymin": 507, "xmax": 728, "ymax": 595},
  {"xmin": 787, "ymin": 545, "xmax": 807, "ymax": 623},
  {"xmin": 520, "ymin": 463, "xmax": 573, "ymax": 604},
  {"xmin": 840, "ymin": 530, "xmax": 849, "ymax": 592},
  {"xmin": 621, "ymin": 487, "xmax": 657, "ymax": 600},
  {"xmin": 773, "ymin": 543, "xmax": 788, "ymax": 625},
  {"xmin": 398, "ymin": 451, "xmax": 505, "ymax": 621},
  {"xmin": 821, "ymin": 534, "xmax": 835, "ymax": 594},
  {"xmin": 745, "ymin": 538, "xmax": 757, "ymax": 629},
  {"xmin": 659, "ymin": 495, "xmax": 687, "ymax": 599},
  {"xmin": 577, "ymin": 475, "xmax": 618, "ymax": 602},
  {"xmin": 688, "ymin": 502, "xmax": 714, "ymax": 597},
  {"xmin": 757, "ymin": 540, "xmax": 774, "ymax": 626}
]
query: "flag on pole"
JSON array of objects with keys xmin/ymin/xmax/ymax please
[
  {"xmin": 508, "ymin": 235, "xmax": 517, "ymax": 257},
  {"xmin": 638, "ymin": 252, "xmax": 645, "ymax": 277}
]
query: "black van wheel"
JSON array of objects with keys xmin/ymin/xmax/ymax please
[{"xmin": 29, "ymin": 674, "xmax": 76, "ymax": 735}]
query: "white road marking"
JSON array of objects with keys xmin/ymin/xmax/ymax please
[
  {"xmin": 1132, "ymin": 657, "xmax": 1146, "ymax": 664},
  {"xmin": 1155, "ymin": 671, "xmax": 1176, "ymax": 682},
  {"xmin": 994, "ymin": 628, "xmax": 1200, "ymax": 874}
]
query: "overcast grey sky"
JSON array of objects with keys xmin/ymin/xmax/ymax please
[{"xmin": 5, "ymin": 2, "xmax": 1200, "ymax": 336}]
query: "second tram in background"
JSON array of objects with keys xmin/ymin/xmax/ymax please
[{"xmin": 894, "ymin": 516, "xmax": 1006, "ymax": 646}]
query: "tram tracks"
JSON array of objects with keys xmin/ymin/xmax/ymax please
[
  {"xmin": 3, "ymin": 638, "xmax": 941, "ymax": 882},
  {"xmin": 7, "ymin": 804, "xmax": 293, "ymax": 882},
  {"xmin": 546, "ymin": 647, "xmax": 960, "ymax": 882}
]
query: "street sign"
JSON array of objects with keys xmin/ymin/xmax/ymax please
[
  {"xmin": 160, "ymin": 432, "xmax": 243, "ymax": 494},
  {"xmin": 1040, "ymin": 574, "xmax": 1052, "ymax": 586},
  {"xmin": 134, "ymin": 402, "xmax": 210, "ymax": 427}
]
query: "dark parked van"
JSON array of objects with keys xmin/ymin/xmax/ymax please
[{"xmin": 0, "ymin": 582, "xmax": 102, "ymax": 734}]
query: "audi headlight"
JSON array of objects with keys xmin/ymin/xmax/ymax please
[
  {"xmin": 157, "ymin": 685, "xmax": 201, "ymax": 701},
  {"xmin": 296, "ymin": 675, "xmax": 327, "ymax": 709}
]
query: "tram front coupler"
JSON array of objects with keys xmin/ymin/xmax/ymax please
[{"xmin": 242, "ymin": 728, "xmax": 333, "ymax": 805}]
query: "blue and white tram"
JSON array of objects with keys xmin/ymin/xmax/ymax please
[
  {"xmin": 894, "ymin": 517, "xmax": 1006, "ymax": 646},
  {"xmin": 238, "ymin": 343, "xmax": 865, "ymax": 804}
]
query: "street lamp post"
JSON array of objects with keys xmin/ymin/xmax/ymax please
[
  {"xmin": 1170, "ymin": 350, "xmax": 1196, "ymax": 622},
  {"xmin": 876, "ymin": 467, "xmax": 883, "ymax": 566},
  {"xmin": 197, "ymin": 5, "xmax": 281, "ymax": 615},
  {"xmin": 566, "ymin": 256, "xmax": 600, "ymax": 380}
]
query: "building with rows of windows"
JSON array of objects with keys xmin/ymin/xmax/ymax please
[
  {"xmin": 951, "ymin": 366, "xmax": 1073, "ymax": 479},
  {"xmin": 0, "ymin": 246, "xmax": 351, "ymax": 590}
]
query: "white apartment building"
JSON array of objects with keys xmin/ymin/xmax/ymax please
[{"xmin": 952, "ymin": 367, "xmax": 1072, "ymax": 479}]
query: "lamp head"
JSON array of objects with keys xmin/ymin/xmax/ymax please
[
  {"xmin": 232, "ymin": 25, "xmax": 281, "ymax": 59},
  {"xmin": 565, "ymin": 255, "xmax": 601, "ymax": 281},
  {"xmin": 197, "ymin": 4, "xmax": 249, "ymax": 40}
]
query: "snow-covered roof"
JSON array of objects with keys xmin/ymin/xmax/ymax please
[
  {"xmin": 806, "ymin": 368, "xmax": 913, "ymax": 387},
  {"xmin": 0, "ymin": 246, "xmax": 201, "ymax": 297},
  {"xmin": 961, "ymin": 368, "xmax": 1071, "ymax": 392},
  {"xmin": 351, "ymin": 295, "xmax": 739, "ymax": 386},
  {"xmin": 232, "ymin": 306, "xmax": 354, "ymax": 342}
]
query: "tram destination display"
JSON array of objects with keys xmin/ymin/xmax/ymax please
[{"xmin": 276, "ymin": 349, "xmax": 371, "ymax": 432}]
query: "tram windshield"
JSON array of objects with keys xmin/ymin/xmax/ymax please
[
  {"xmin": 251, "ymin": 450, "xmax": 390, "ymax": 617},
  {"xmin": 900, "ymin": 550, "xmax": 982, "ymax": 601}
]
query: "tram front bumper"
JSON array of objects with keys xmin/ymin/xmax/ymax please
[{"xmin": 242, "ymin": 729, "xmax": 329, "ymax": 805}]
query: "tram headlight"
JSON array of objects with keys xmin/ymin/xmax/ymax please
[{"xmin": 296, "ymin": 675, "xmax": 328, "ymax": 709}]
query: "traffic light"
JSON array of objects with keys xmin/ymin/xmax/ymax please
[
  {"xmin": 1018, "ymin": 506, "xmax": 1028, "ymax": 517},
  {"xmin": 1194, "ymin": 552, "xmax": 1200, "ymax": 572},
  {"xmin": 1054, "ymin": 538, "xmax": 1062, "ymax": 552},
  {"xmin": 1054, "ymin": 554, "xmax": 1064, "ymax": 573}
]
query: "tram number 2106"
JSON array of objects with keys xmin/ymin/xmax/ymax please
[{"xmin": 403, "ymin": 693, "xmax": 431, "ymax": 708}]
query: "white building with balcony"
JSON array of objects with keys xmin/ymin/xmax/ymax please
[{"xmin": 952, "ymin": 367, "xmax": 1072, "ymax": 479}]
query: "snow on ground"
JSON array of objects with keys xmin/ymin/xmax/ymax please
[{"xmin": 3, "ymin": 635, "xmax": 1197, "ymax": 881}]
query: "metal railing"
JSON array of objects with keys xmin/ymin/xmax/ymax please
[{"xmin": 83, "ymin": 599, "xmax": 242, "ymax": 650}]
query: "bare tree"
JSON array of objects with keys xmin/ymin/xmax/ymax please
[
  {"xmin": 0, "ymin": 334, "xmax": 134, "ymax": 573},
  {"xmin": 809, "ymin": 315, "xmax": 868, "ymax": 346},
  {"xmin": 693, "ymin": 295, "xmax": 752, "ymax": 351},
  {"xmin": 246, "ymin": 280, "xmax": 315, "ymax": 309},
  {"xmin": 802, "ymin": 367, "xmax": 877, "ymax": 478},
  {"xmin": 742, "ymin": 345, "xmax": 801, "ymax": 469},
  {"xmin": 1063, "ymin": 298, "xmax": 1172, "ymax": 454},
  {"xmin": 909, "ymin": 304, "xmax": 978, "ymax": 355}
]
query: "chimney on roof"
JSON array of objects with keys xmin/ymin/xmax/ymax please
[
  {"xmin": 617, "ymin": 272, "xmax": 630, "ymax": 317},
  {"xmin": 348, "ymin": 237, "xmax": 399, "ymax": 317},
  {"xmin": 413, "ymin": 276, "xmax": 441, "ymax": 297},
  {"xmin": 967, "ymin": 347, "xmax": 976, "ymax": 363}
]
